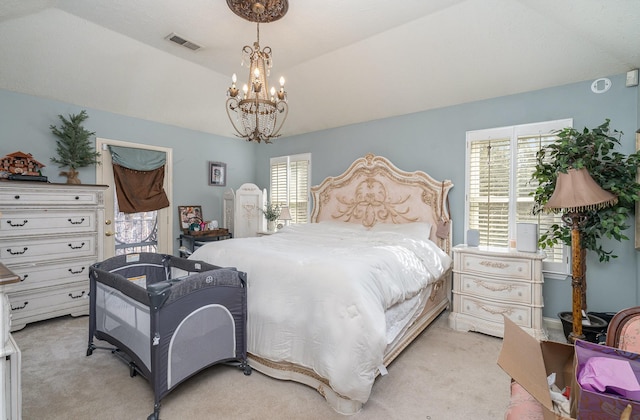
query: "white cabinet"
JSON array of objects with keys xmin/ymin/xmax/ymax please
[
  {"xmin": 233, "ymin": 183, "xmax": 265, "ymax": 238},
  {"xmin": 448, "ymin": 245, "xmax": 547, "ymax": 339},
  {"xmin": 0, "ymin": 181, "xmax": 107, "ymax": 331}
]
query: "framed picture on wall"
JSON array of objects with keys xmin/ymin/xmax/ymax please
[
  {"xmin": 209, "ymin": 161, "xmax": 227, "ymax": 186},
  {"xmin": 178, "ymin": 205, "xmax": 203, "ymax": 230}
]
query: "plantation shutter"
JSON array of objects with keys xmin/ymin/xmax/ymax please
[
  {"xmin": 466, "ymin": 119, "xmax": 571, "ymax": 274},
  {"xmin": 516, "ymin": 134, "xmax": 563, "ymax": 263},
  {"xmin": 468, "ymin": 137, "xmax": 511, "ymax": 247},
  {"xmin": 270, "ymin": 153, "xmax": 311, "ymax": 224}
]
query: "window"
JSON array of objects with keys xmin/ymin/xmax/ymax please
[
  {"xmin": 465, "ymin": 119, "xmax": 572, "ymax": 275},
  {"xmin": 270, "ymin": 153, "xmax": 311, "ymax": 224}
]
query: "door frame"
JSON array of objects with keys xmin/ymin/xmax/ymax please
[{"xmin": 95, "ymin": 138, "xmax": 173, "ymax": 258}]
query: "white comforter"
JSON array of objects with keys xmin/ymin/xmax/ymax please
[{"xmin": 190, "ymin": 221, "xmax": 452, "ymax": 404}]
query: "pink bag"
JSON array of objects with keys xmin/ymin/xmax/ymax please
[{"xmin": 578, "ymin": 356, "xmax": 640, "ymax": 400}]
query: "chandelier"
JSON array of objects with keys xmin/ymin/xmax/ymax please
[{"xmin": 226, "ymin": 0, "xmax": 289, "ymax": 144}]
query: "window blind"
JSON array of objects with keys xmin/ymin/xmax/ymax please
[
  {"xmin": 466, "ymin": 119, "xmax": 572, "ymax": 274},
  {"xmin": 270, "ymin": 153, "xmax": 311, "ymax": 224}
]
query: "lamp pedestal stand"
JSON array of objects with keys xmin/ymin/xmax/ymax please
[{"xmin": 564, "ymin": 212, "xmax": 587, "ymax": 342}]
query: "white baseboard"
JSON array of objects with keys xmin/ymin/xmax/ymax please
[{"xmin": 543, "ymin": 316, "xmax": 562, "ymax": 331}]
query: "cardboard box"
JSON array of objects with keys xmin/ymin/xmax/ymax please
[
  {"xmin": 498, "ymin": 316, "xmax": 575, "ymax": 420},
  {"xmin": 499, "ymin": 317, "xmax": 640, "ymax": 420}
]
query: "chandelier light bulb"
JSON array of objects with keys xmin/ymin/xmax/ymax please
[
  {"xmin": 232, "ymin": 73, "xmax": 237, "ymax": 84},
  {"xmin": 279, "ymin": 76, "xmax": 285, "ymax": 87},
  {"xmin": 254, "ymin": 68, "xmax": 260, "ymax": 78},
  {"xmin": 243, "ymin": 84, "xmax": 248, "ymax": 94}
]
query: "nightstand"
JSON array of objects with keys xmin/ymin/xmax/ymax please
[
  {"xmin": 448, "ymin": 245, "xmax": 547, "ymax": 339},
  {"xmin": 178, "ymin": 229, "xmax": 232, "ymax": 257}
]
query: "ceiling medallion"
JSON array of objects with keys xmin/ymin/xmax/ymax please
[{"xmin": 226, "ymin": 0, "xmax": 288, "ymax": 23}]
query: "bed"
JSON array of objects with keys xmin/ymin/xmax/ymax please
[{"xmin": 190, "ymin": 153, "xmax": 453, "ymax": 414}]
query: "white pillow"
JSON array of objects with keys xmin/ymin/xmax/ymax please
[{"xmin": 370, "ymin": 222, "xmax": 432, "ymax": 239}]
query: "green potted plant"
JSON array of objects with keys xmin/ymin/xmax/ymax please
[
  {"xmin": 50, "ymin": 110, "xmax": 100, "ymax": 184},
  {"xmin": 261, "ymin": 202, "xmax": 281, "ymax": 232},
  {"xmin": 531, "ymin": 119, "xmax": 640, "ymax": 339}
]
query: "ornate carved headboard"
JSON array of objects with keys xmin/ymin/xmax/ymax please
[{"xmin": 310, "ymin": 154, "xmax": 453, "ymax": 253}]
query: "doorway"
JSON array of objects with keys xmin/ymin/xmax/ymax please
[{"xmin": 95, "ymin": 138, "xmax": 173, "ymax": 259}]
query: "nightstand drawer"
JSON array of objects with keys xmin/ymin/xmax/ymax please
[
  {"xmin": 457, "ymin": 252, "xmax": 532, "ymax": 280},
  {"xmin": 457, "ymin": 274, "xmax": 532, "ymax": 304},
  {"xmin": 457, "ymin": 294, "xmax": 532, "ymax": 329}
]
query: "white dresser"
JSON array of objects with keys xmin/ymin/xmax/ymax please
[
  {"xmin": 448, "ymin": 245, "xmax": 547, "ymax": 339},
  {"xmin": 1, "ymin": 262, "xmax": 21, "ymax": 420},
  {"xmin": 0, "ymin": 181, "xmax": 107, "ymax": 331}
]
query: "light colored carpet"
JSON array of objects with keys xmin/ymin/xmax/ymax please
[{"xmin": 13, "ymin": 310, "xmax": 518, "ymax": 419}]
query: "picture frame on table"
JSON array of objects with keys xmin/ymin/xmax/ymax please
[
  {"xmin": 178, "ymin": 205, "xmax": 203, "ymax": 230},
  {"xmin": 209, "ymin": 161, "xmax": 227, "ymax": 186}
]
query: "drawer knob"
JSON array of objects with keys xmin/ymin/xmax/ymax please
[
  {"xmin": 7, "ymin": 219, "xmax": 28, "ymax": 227},
  {"xmin": 68, "ymin": 267, "xmax": 86, "ymax": 275},
  {"xmin": 68, "ymin": 242, "xmax": 86, "ymax": 250},
  {"xmin": 11, "ymin": 301, "xmax": 28, "ymax": 311},
  {"xmin": 75, "ymin": 196, "xmax": 80, "ymax": 200},
  {"xmin": 67, "ymin": 218, "xmax": 86, "ymax": 225},
  {"xmin": 7, "ymin": 247, "xmax": 28, "ymax": 255},
  {"xmin": 19, "ymin": 274, "xmax": 28, "ymax": 282},
  {"xmin": 68, "ymin": 291, "xmax": 86, "ymax": 299},
  {"xmin": 13, "ymin": 195, "xmax": 20, "ymax": 200}
]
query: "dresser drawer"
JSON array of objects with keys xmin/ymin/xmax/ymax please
[
  {"xmin": 457, "ymin": 294, "xmax": 532, "ymax": 328},
  {"xmin": 457, "ymin": 252, "xmax": 532, "ymax": 280},
  {"xmin": 8, "ymin": 281, "xmax": 89, "ymax": 331},
  {"xmin": 0, "ymin": 210, "xmax": 96, "ymax": 238},
  {"xmin": 1, "ymin": 234, "xmax": 97, "ymax": 265},
  {"xmin": 0, "ymin": 189, "xmax": 98, "ymax": 206},
  {"xmin": 456, "ymin": 273, "xmax": 532, "ymax": 304},
  {"xmin": 4, "ymin": 259, "xmax": 95, "ymax": 293}
]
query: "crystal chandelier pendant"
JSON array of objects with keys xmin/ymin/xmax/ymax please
[{"xmin": 225, "ymin": 1, "xmax": 289, "ymax": 144}]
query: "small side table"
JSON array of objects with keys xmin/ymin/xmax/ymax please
[{"xmin": 178, "ymin": 229, "xmax": 232, "ymax": 257}]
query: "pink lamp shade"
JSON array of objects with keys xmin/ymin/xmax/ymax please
[{"xmin": 543, "ymin": 168, "xmax": 618, "ymax": 213}]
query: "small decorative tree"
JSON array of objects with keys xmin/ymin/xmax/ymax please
[
  {"xmin": 261, "ymin": 202, "xmax": 281, "ymax": 231},
  {"xmin": 531, "ymin": 119, "xmax": 640, "ymax": 317},
  {"xmin": 50, "ymin": 110, "xmax": 100, "ymax": 184}
]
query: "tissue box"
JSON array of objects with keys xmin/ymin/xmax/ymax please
[{"xmin": 574, "ymin": 339, "xmax": 640, "ymax": 419}]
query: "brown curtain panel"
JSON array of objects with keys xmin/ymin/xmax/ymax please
[{"xmin": 112, "ymin": 164, "xmax": 170, "ymax": 213}]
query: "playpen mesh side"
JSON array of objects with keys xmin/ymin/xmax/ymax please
[
  {"xmin": 95, "ymin": 281, "xmax": 152, "ymax": 370},
  {"xmin": 167, "ymin": 304, "xmax": 236, "ymax": 388}
]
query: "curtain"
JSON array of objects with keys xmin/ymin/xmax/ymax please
[{"xmin": 109, "ymin": 146, "xmax": 170, "ymax": 213}]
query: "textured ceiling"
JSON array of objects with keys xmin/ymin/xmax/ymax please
[{"xmin": 0, "ymin": 0, "xmax": 639, "ymax": 138}]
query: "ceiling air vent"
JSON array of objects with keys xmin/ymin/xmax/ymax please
[{"xmin": 165, "ymin": 33, "xmax": 202, "ymax": 51}]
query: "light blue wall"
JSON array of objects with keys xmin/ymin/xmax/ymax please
[
  {"xmin": 257, "ymin": 73, "xmax": 640, "ymax": 318},
  {"xmin": 2, "ymin": 73, "xmax": 639, "ymax": 318},
  {"xmin": 0, "ymin": 89, "xmax": 256, "ymax": 246}
]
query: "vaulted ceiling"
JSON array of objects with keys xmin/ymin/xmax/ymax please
[{"xmin": 1, "ymin": 0, "xmax": 639, "ymax": 138}]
